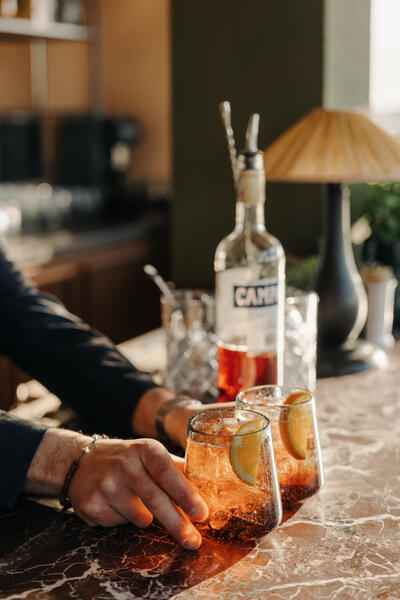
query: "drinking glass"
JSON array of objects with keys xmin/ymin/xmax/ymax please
[
  {"xmin": 161, "ymin": 289, "xmax": 218, "ymax": 400},
  {"xmin": 236, "ymin": 385, "xmax": 324, "ymax": 511},
  {"xmin": 184, "ymin": 407, "xmax": 282, "ymax": 541},
  {"xmin": 284, "ymin": 288, "xmax": 318, "ymax": 392}
]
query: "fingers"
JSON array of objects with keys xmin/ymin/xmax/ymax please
[
  {"xmin": 140, "ymin": 441, "xmax": 208, "ymax": 522},
  {"xmin": 70, "ymin": 438, "xmax": 209, "ymax": 550},
  {"xmin": 171, "ymin": 454, "xmax": 185, "ymax": 473},
  {"xmin": 105, "ymin": 491, "xmax": 154, "ymax": 529},
  {"xmin": 89, "ymin": 461, "xmax": 155, "ymax": 529},
  {"xmin": 73, "ymin": 471, "xmax": 154, "ymax": 530},
  {"xmin": 127, "ymin": 469, "xmax": 202, "ymax": 550},
  {"xmin": 123, "ymin": 441, "xmax": 208, "ymax": 549},
  {"xmin": 74, "ymin": 491, "xmax": 129, "ymax": 528}
]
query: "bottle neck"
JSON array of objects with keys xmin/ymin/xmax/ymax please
[
  {"xmin": 235, "ymin": 202, "xmax": 266, "ymax": 230},
  {"xmin": 235, "ymin": 170, "xmax": 266, "ymax": 231}
]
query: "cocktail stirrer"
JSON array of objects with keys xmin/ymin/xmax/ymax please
[{"xmin": 143, "ymin": 264, "xmax": 177, "ymax": 306}]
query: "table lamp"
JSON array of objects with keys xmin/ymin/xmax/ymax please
[{"xmin": 264, "ymin": 108, "xmax": 400, "ymax": 376}]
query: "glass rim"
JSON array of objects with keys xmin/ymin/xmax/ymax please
[
  {"xmin": 236, "ymin": 385, "xmax": 314, "ymax": 409},
  {"xmin": 187, "ymin": 407, "xmax": 270, "ymax": 438}
]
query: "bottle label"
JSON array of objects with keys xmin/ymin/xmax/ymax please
[
  {"xmin": 216, "ymin": 268, "xmax": 281, "ymax": 354},
  {"xmin": 233, "ymin": 282, "xmax": 278, "ymax": 308}
]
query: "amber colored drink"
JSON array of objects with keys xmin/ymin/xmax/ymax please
[
  {"xmin": 195, "ymin": 503, "xmax": 279, "ymax": 542},
  {"xmin": 184, "ymin": 408, "xmax": 282, "ymax": 542},
  {"xmin": 187, "ymin": 442, "xmax": 279, "ymax": 542},
  {"xmin": 280, "ymin": 471, "xmax": 321, "ymax": 510},
  {"xmin": 217, "ymin": 344, "xmax": 278, "ymax": 402},
  {"xmin": 236, "ymin": 386, "xmax": 324, "ymax": 512}
]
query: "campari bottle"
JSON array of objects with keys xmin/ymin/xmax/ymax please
[{"xmin": 215, "ymin": 113, "xmax": 285, "ymax": 402}]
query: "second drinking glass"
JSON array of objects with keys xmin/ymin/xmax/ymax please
[{"xmin": 236, "ymin": 385, "xmax": 324, "ymax": 511}]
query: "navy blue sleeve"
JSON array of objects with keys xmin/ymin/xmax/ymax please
[
  {"xmin": 0, "ymin": 411, "xmax": 48, "ymax": 508},
  {"xmin": 0, "ymin": 246, "xmax": 158, "ymax": 437}
]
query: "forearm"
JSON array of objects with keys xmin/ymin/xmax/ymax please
[
  {"xmin": 24, "ymin": 428, "xmax": 91, "ymax": 496},
  {"xmin": 1, "ymin": 292, "xmax": 157, "ymax": 436},
  {"xmin": 3, "ymin": 310, "xmax": 157, "ymax": 435},
  {"xmin": 0, "ymin": 248, "xmax": 198, "ymax": 448}
]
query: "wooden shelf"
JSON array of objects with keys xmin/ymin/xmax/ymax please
[{"xmin": 0, "ymin": 17, "xmax": 93, "ymax": 41}]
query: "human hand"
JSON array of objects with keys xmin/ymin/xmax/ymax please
[
  {"xmin": 131, "ymin": 386, "xmax": 235, "ymax": 450},
  {"xmin": 164, "ymin": 401, "xmax": 236, "ymax": 449},
  {"xmin": 68, "ymin": 437, "xmax": 208, "ymax": 549}
]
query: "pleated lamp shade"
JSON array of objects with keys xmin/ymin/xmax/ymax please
[{"xmin": 264, "ymin": 108, "xmax": 400, "ymax": 183}]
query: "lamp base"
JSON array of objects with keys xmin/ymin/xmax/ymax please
[{"xmin": 317, "ymin": 339, "xmax": 388, "ymax": 378}]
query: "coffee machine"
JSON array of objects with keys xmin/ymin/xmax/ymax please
[
  {"xmin": 0, "ymin": 112, "xmax": 143, "ymax": 233},
  {"xmin": 56, "ymin": 113, "xmax": 141, "ymax": 194},
  {"xmin": 0, "ymin": 114, "xmax": 43, "ymax": 181}
]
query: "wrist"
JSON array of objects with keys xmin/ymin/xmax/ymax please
[
  {"xmin": 131, "ymin": 387, "xmax": 201, "ymax": 447},
  {"xmin": 131, "ymin": 387, "xmax": 176, "ymax": 438},
  {"xmin": 163, "ymin": 398, "xmax": 202, "ymax": 446},
  {"xmin": 24, "ymin": 429, "xmax": 91, "ymax": 497},
  {"xmin": 59, "ymin": 433, "xmax": 109, "ymax": 511}
]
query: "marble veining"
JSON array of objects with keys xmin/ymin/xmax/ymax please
[
  {"xmin": 1, "ymin": 342, "xmax": 400, "ymax": 599},
  {"xmin": 0, "ymin": 502, "xmax": 253, "ymax": 599}
]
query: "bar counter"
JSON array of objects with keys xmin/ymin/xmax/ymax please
[{"xmin": 1, "ymin": 332, "xmax": 399, "ymax": 599}]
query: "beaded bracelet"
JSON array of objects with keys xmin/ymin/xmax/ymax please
[{"xmin": 59, "ymin": 433, "xmax": 109, "ymax": 512}]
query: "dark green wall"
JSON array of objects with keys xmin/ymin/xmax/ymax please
[{"xmin": 171, "ymin": 0, "xmax": 324, "ymax": 288}]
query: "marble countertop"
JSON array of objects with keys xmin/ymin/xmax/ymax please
[
  {"xmin": 173, "ymin": 346, "xmax": 400, "ymax": 600},
  {"xmin": 1, "ymin": 336, "xmax": 399, "ymax": 599}
]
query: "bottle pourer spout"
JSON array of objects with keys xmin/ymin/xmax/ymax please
[{"xmin": 245, "ymin": 113, "xmax": 260, "ymax": 152}]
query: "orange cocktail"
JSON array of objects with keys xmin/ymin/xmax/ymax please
[
  {"xmin": 236, "ymin": 386, "xmax": 324, "ymax": 511},
  {"xmin": 184, "ymin": 407, "xmax": 282, "ymax": 541}
]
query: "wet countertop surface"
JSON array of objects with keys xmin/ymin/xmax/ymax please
[{"xmin": 1, "ymin": 337, "xmax": 400, "ymax": 599}]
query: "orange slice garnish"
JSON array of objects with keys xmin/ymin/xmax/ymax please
[
  {"xmin": 229, "ymin": 419, "xmax": 264, "ymax": 485},
  {"xmin": 279, "ymin": 391, "xmax": 313, "ymax": 460}
]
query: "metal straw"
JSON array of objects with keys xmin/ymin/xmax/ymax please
[{"xmin": 219, "ymin": 100, "xmax": 239, "ymax": 188}]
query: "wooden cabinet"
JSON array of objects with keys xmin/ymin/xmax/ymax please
[
  {"xmin": 77, "ymin": 234, "xmax": 168, "ymax": 343},
  {"xmin": 0, "ymin": 229, "xmax": 169, "ymax": 410}
]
